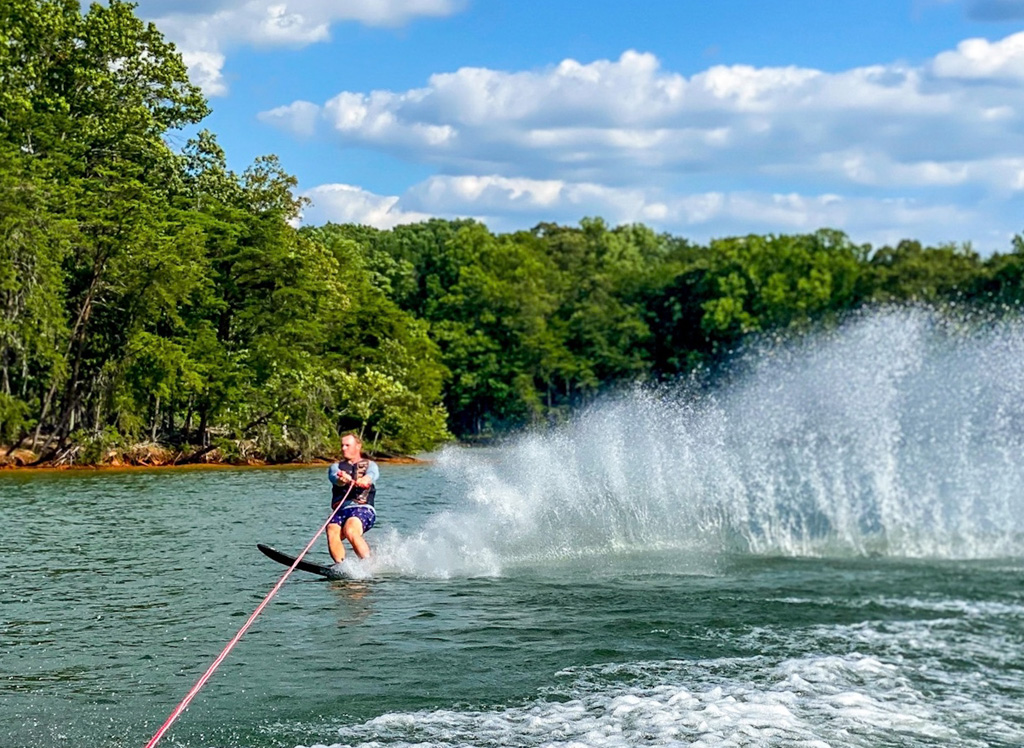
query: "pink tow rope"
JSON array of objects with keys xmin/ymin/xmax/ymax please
[{"xmin": 143, "ymin": 481, "xmax": 355, "ymax": 748}]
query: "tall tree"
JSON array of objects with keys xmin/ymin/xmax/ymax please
[
  {"xmin": 0, "ymin": 0, "xmax": 208, "ymax": 456},
  {"xmin": 0, "ymin": 149, "xmax": 70, "ymax": 444}
]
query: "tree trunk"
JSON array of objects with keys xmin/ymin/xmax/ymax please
[
  {"xmin": 36, "ymin": 261, "xmax": 104, "ymax": 454},
  {"xmin": 183, "ymin": 395, "xmax": 194, "ymax": 441},
  {"xmin": 151, "ymin": 394, "xmax": 160, "ymax": 442},
  {"xmin": 31, "ymin": 382, "xmax": 58, "ymax": 450},
  {"xmin": 198, "ymin": 406, "xmax": 209, "ymax": 446}
]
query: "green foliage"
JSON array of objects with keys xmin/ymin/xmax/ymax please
[
  {"xmin": 298, "ymin": 219, "xmax": 1021, "ymax": 441},
  {"xmin": 0, "ymin": 393, "xmax": 33, "ymax": 444},
  {"xmin": 0, "ymin": 0, "xmax": 208, "ymax": 167},
  {"xmin": 700, "ymin": 230, "xmax": 867, "ymax": 342},
  {"xmin": 71, "ymin": 425, "xmax": 123, "ymax": 465},
  {"xmin": 866, "ymin": 240, "xmax": 982, "ymax": 303},
  {"xmin": 303, "ymin": 223, "xmax": 451, "ymax": 452},
  {"xmin": 0, "ymin": 145, "xmax": 71, "ymax": 407},
  {"xmin": 974, "ymin": 239, "xmax": 1024, "ymax": 307}
]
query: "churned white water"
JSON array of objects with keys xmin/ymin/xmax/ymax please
[
  {"xmin": 313, "ymin": 645, "xmax": 1017, "ymax": 748},
  {"xmin": 299, "ymin": 575, "xmax": 1024, "ymax": 747}
]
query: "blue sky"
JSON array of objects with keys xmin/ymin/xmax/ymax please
[{"xmin": 137, "ymin": 0, "xmax": 1024, "ymax": 253}]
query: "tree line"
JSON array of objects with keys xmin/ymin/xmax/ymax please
[{"xmin": 3, "ymin": 1, "xmax": 1024, "ymax": 464}]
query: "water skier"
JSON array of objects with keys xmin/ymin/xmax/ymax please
[{"xmin": 326, "ymin": 433, "xmax": 378, "ymax": 563}]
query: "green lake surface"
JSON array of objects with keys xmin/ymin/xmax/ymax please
[{"xmin": 2, "ymin": 459, "xmax": 1022, "ymax": 748}]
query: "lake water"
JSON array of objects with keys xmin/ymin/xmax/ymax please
[{"xmin": 3, "ymin": 308, "xmax": 1024, "ymax": 747}]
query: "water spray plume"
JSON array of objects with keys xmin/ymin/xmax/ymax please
[{"xmin": 383, "ymin": 308, "xmax": 1024, "ymax": 575}]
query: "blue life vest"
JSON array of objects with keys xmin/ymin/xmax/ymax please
[{"xmin": 331, "ymin": 459, "xmax": 376, "ymax": 507}]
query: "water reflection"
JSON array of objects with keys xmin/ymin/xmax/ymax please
[{"xmin": 330, "ymin": 580, "xmax": 374, "ymax": 627}]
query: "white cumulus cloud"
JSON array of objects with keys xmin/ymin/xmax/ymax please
[
  {"xmin": 179, "ymin": 49, "xmax": 228, "ymax": 98},
  {"xmin": 269, "ymin": 31, "xmax": 1024, "ymax": 250},
  {"xmin": 265, "ymin": 40, "xmax": 1024, "ymax": 188},
  {"xmin": 134, "ymin": 0, "xmax": 465, "ymax": 95},
  {"xmin": 931, "ymin": 31, "xmax": 1024, "ymax": 79}
]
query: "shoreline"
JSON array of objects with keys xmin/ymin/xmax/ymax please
[{"xmin": 0, "ymin": 447, "xmax": 427, "ymax": 472}]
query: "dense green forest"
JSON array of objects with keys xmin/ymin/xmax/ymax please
[{"xmin": 3, "ymin": 1, "xmax": 1024, "ymax": 465}]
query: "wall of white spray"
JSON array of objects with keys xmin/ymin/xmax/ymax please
[{"xmin": 375, "ymin": 307, "xmax": 1024, "ymax": 576}]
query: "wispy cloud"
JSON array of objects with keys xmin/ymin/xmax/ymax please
[
  {"xmin": 303, "ymin": 177, "xmax": 991, "ymax": 251},
  {"xmin": 258, "ymin": 100, "xmax": 321, "ymax": 137},
  {"xmin": 302, "ymin": 183, "xmax": 432, "ymax": 229},
  {"xmin": 964, "ymin": 0, "xmax": 1024, "ymax": 21}
]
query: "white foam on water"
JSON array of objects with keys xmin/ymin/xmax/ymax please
[
  {"xmin": 768, "ymin": 595, "xmax": 1024, "ymax": 618},
  {"xmin": 741, "ymin": 616, "xmax": 981, "ymax": 658},
  {"xmin": 371, "ymin": 307, "xmax": 1024, "ymax": 578},
  {"xmin": 728, "ymin": 610, "xmax": 1024, "ymax": 739},
  {"xmin": 860, "ymin": 596, "xmax": 1024, "ymax": 617},
  {"xmin": 295, "ymin": 650, "xmax": 1014, "ymax": 748},
  {"xmin": 329, "ymin": 556, "xmax": 375, "ymax": 580},
  {"xmin": 368, "ymin": 519, "xmax": 506, "ymax": 579}
]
